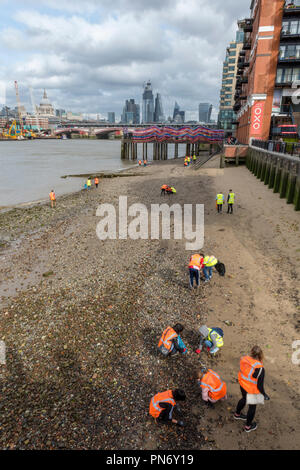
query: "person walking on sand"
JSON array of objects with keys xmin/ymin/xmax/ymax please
[
  {"xmin": 158, "ymin": 324, "xmax": 188, "ymax": 357},
  {"xmin": 234, "ymin": 346, "xmax": 270, "ymax": 433},
  {"xmin": 49, "ymin": 190, "xmax": 56, "ymax": 208},
  {"xmin": 94, "ymin": 177, "xmax": 99, "ymax": 189},
  {"xmin": 188, "ymin": 253, "xmax": 204, "ymax": 288},
  {"xmin": 195, "ymin": 325, "xmax": 224, "ymax": 356},
  {"xmin": 197, "ymin": 366, "xmax": 227, "ymax": 407},
  {"xmin": 87, "ymin": 178, "xmax": 92, "ymax": 190},
  {"xmin": 227, "ymin": 189, "xmax": 235, "ymax": 214},
  {"xmin": 149, "ymin": 389, "xmax": 186, "ymax": 427},
  {"xmin": 216, "ymin": 192, "xmax": 224, "ymax": 213}
]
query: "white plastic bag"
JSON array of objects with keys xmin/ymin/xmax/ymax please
[{"xmin": 246, "ymin": 393, "xmax": 265, "ymax": 405}]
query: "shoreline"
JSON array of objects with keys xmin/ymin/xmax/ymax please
[
  {"xmin": 1, "ymin": 157, "xmax": 298, "ymax": 450},
  {"xmin": 0, "ymin": 164, "xmax": 141, "ymax": 215}
]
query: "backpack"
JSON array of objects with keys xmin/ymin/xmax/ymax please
[
  {"xmin": 211, "ymin": 327, "xmax": 224, "ymax": 338},
  {"xmin": 215, "ymin": 262, "xmax": 226, "ymax": 276}
]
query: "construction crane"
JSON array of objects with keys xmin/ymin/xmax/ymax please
[
  {"xmin": 29, "ymin": 86, "xmax": 40, "ymax": 133},
  {"xmin": 14, "ymin": 80, "xmax": 24, "ymax": 135}
]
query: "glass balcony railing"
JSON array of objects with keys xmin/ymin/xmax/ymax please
[{"xmin": 284, "ymin": 1, "xmax": 300, "ymax": 10}]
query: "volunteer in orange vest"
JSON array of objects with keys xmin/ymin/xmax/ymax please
[
  {"xmin": 94, "ymin": 177, "xmax": 99, "ymax": 189},
  {"xmin": 197, "ymin": 366, "xmax": 227, "ymax": 407},
  {"xmin": 188, "ymin": 253, "xmax": 204, "ymax": 288},
  {"xmin": 143, "ymin": 160, "xmax": 147, "ymax": 166},
  {"xmin": 158, "ymin": 324, "xmax": 187, "ymax": 356},
  {"xmin": 138, "ymin": 160, "xmax": 142, "ymax": 166},
  {"xmin": 161, "ymin": 184, "xmax": 169, "ymax": 196},
  {"xmin": 149, "ymin": 389, "xmax": 186, "ymax": 426},
  {"xmin": 49, "ymin": 189, "xmax": 56, "ymax": 208},
  {"xmin": 234, "ymin": 346, "xmax": 270, "ymax": 433}
]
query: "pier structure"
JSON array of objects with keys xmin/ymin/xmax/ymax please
[{"xmin": 121, "ymin": 125, "xmax": 224, "ymax": 160}]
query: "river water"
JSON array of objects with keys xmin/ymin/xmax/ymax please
[{"xmin": 0, "ymin": 139, "xmax": 185, "ymax": 207}]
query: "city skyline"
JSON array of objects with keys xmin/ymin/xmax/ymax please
[{"xmin": 0, "ymin": 0, "xmax": 250, "ymax": 122}]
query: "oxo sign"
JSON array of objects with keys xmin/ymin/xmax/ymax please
[{"xmin": 251, "ymin": 101, "xmax": 265, "ymax": 136}]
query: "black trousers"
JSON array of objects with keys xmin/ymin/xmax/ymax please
[
  {"xmin": 217, "ymin": 204, "xmax": 223, "ymax": 213},
  {"xmin": 227, "ymin": 204, "xmax": 233, "ymax": 214},
  {"xmin": 236, "ymin": 386, "xmax": 256, "ymax": 426}
]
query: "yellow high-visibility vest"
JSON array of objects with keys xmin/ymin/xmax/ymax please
[{"xmin": 228, "ymin": 193, "xmax": 235, "ymax": 204}]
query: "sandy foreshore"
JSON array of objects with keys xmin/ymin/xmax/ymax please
[{"xmin": 0, "ymin": 156, "xmax": 299, "ymax": 450}]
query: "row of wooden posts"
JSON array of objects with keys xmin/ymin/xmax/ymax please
[
  {"xmin": 121, "ymin": 140, "xmax": 210, "ymax": 160},
  {"xmin": 246, "ymin": 147, "xmax": 300, "ymax": 211}
]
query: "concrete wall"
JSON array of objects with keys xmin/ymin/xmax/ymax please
[{"xmin": 246, "ymin": 146, "xmax": 300, "ymax": 210}]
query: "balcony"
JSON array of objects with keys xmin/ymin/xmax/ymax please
[
  {"xmin": 278, "ymin": 54, "xmax": 300, "ymax": 64},
  {"xmin": 281, "ymin": 28, "xmax": 300, "ymax": 39},
  {"xmin": 284, "ymin": 1, "xmax": 300, "ymax": 16},
  {"xmin": 243, "ymin": 41, "xmax": 251, "ymax": 50},
  {"xmin": 238, "ymin": 18, "xmax": 253, "ymax": 32}
]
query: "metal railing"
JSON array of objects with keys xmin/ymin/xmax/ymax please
[{"xmin": 251, "ymin": 139, "xmax": 300, "ymax": 157}]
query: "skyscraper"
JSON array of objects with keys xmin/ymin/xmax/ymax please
[
  {"xmin": 154, "ymin": 93, "xmax": 164, "ymax": 123},
  {"xmin": 199, "ymin": 103, "xmax": 213, "ymax": 123},
  {"xmin": 121, "ymin": 99, "xmax": 140, "ymax": 124},
  {"xmin": 142, "ymin": 81, "xmax": 154, "ymax": 123},
  {"xmin": 108, "ymin": 112, "xmax": 115, "ymax": 124},
  {"xmin": 173, "ymin": 102, "xmax": 185, "ymax": 123}
]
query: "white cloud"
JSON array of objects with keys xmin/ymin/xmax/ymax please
[{"xmin": 0, "ymin": 0, "xmax": 250, "ymax": 117}]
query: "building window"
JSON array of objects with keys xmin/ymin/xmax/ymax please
[
  {"xmin": 279, "ymin": 44, "xmax": 300, "ymax": 59},
  {"xmin": 282, "ymin": 20, "xmax": 300, "ymax": 35},
  {"xmin": 277, "ymin": 67, "xmax": 300, "ymax": 83}
]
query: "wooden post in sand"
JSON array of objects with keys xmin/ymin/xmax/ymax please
[{"xmin": 174, "ymin": 143, "xmax": 178, "ymax": 159}]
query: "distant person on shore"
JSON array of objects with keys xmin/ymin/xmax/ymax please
[
  {"xmin": 49, "ymin": 190, "xmax": 56, "ymax": 208},
  {"xmin": 197, "ymin": 366, "xmax": 227, "ymax": 407},
  {"xmin": 227, "ymin": 189, "xmax": 235, "ymax": 214},
  {"xmin": 193, "ymin": 154, "xmax": 197, "ymax": 164},
  {"xmin": 234, "ymin": 346, "xmax": 270, "ymax": 433},
  {"xmin": 158, "ymin": 324, "xmax": 188, "ymax": 357},
  {"xmin": 144, "ymin": 160, "xmax": 147, "ymax": 166},
  {"xmin": 195, "ymin": 325, "xmax": 224, "ymax": 356},
  {"xmin": 94, "ymin": 177, "xmax": 99, "ymax": 189},
  {"xmin": 161, "ymin": 184, "xmax": 169, "ymax": 196},
  {"xmin": 166, "ymin": 186, "xmax": 176, "ymax": 195},
  {"xmin": 149, "ymin": 389, "xmax": 186, "ymax": 427},
  {"xmin": 216, "ymin": 192, "xmax": 224, "ymax": 213},
  {"xmin": 188, "ymin": 253, "xmax": 204, "ymax": 288},
  {"xmin": 138, "ymin": 160, "xmax": 142, "ymax": 166},
  {"xmin": 87, "ymin": 178, "xmax": 92, "ymax": 190}
]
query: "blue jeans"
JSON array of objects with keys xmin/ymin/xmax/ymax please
[
  {"xmin": 204, "ymin": 340, "xmax": 219, "ymax": 354},
  {"xmin": 189, "ymin": 268, "xmax": 200, "ymax": 287},
  {"xmin": 203, "ymin": 266, "xmax": 213, "ymax": 280}
]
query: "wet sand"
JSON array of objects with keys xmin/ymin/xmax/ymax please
[{"xmin": 0, "ymin": 156, "xmax": 299, "ymax": 450}]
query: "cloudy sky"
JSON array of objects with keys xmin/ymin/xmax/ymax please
[{"xmin": 0, "ymin": 0, "xmax": 250, "ymax": 121}]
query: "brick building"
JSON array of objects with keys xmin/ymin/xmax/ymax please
[{"xmin": 234, "ymin": 0, "xmax": 287, "ymax": 144}]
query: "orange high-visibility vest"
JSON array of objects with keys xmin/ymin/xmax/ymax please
[
  {"xmin": 138, "ymin": 160, "xmax": 142, "ymax": 165},
  {"xmin": 158, "ymin": 327, "xmax": 178, "ymax": 352},
  {"xmin": 149, "ymin": 390, "xmax": 175, "ymax": 418},
  {"xmin": 238, "ymin": 356, "xmax": 263, "ymax": 394},
  {"xmin": 200, "ymin": 369, "xmax": 227, "ymax": 401},
  {"xmin": 161, "ymin": 185, "xmax": 168, "ymax": 190},
  {"xmin": 49, "ymin": 192, "xmax": 56, "ymax": 201},
  {"xmin": 95, "ymin": 178, "xmax": 99, "ymax": 184},
  {"xmin": 189, "ymin": 254, "xmax": 203, "ymax": 270},
  {"xmin": 144, "ymin": 160, "xmax": 147, "ymax": 164}
]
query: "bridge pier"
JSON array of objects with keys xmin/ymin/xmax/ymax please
[{"xmin": 174, "ymin": 143, "xmax": 178, "ymax": 159}]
